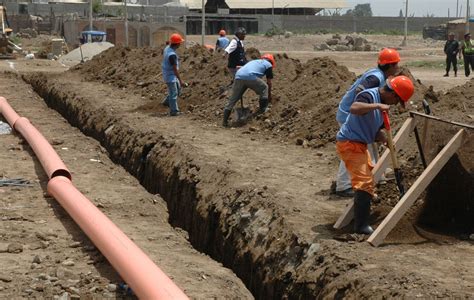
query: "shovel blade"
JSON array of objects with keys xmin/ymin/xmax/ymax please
[{"xmin": 233, "ymin": 107, "xmax": 252, "ymax": 126}]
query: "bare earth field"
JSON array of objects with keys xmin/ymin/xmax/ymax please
[{"xmin": 0, "ymin": 33, "xmax": 473, "ymax": 299}]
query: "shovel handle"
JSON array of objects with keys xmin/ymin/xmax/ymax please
[
  {"xmin": 382, "ymin": 111, "xmax": 405, "ymax": 196},
  {"xmin": 382, "ymin": 111, "xmax": 391, "ymax": 131},
  {"xmin": 382, "ymin": 111, "xmax": 399, "ymax": 169}
]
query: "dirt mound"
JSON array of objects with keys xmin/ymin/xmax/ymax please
[
  {"xmin": 431, "ymin": 78, "xmax": 474, "ymax": 124},
  {"xmin": 74, "ymin": 45, "xmax": 356, "ymax": 147}
]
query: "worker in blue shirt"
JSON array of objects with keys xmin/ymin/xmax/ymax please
[
  {"xmin": 222, "ymin": 54, "xmax": 275, "ymax": 127},
  {"xmin": 334, "ymin": 48, "xmax": 401, "ymax": 197},
  {"xmin": 215, "ymin": 29, "xmax": 230, "ymax": 50},
  {"xmin": 161, "ymin": 33, "xmax": 187, "ymax": 116},
  {"xmin": 336, "ymin": 75, "xmax": 414, "ymax": 234}
]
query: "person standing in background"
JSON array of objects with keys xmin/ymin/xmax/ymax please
[{"xmin": 443, "ymin": 32, "xmax": 459, "ymax": 77}]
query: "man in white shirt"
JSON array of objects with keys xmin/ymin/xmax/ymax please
[{"xmin": 224, "ymin": 27, "xmax": 247, "ymax": 78}]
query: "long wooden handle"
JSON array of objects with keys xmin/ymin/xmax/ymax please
[{"xmin": 383, "ymin": 111, "xmax": 399, "ymax": 169}]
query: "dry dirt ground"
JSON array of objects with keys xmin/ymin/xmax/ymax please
[
  {"xmin": 0, "ymin": 33, "xmax": 473, "ymax": 299},
  {"xmin": 0, "ymin": 73, "xmax": 252, "ymax": 298}
]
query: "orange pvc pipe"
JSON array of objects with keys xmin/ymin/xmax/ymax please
[
  {"xmin": 14, "ymin": 117, "xmax": 71, "ymax": 180},
  {"xmin": 0, "ymin": 96, "xmax": 20, "ymax": 127},
  {"xmin": 48, "ymin": 176, "xmax": 188, "ymax": 299},
  {"xmin": 1, "ymin": 97, "xmax": 188, "ymax": 299}
]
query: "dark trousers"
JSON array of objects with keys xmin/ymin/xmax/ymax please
[
  {"xmin": 463, "ymin": 54, "xmax": 474, "ymax": 77},
  {"xmin": 446, "ymin": 55, "xmax": 457, "ymax": 73}
]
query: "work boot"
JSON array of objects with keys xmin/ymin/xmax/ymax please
[
  {"xmin": 222, "ymin": 109, "xmax": 231, "ymax": 127},
  {"xmin": 353, "ymin": 190, "xmax": 374, "ymax": 235},
  {"xmin": 454, "ymin": 70, "xmax": 457, "ymax": 77},
  {"xmin": 257, "ymin": 98, "xmax": 269, "ymax": 115},
  {"xmin": 336, "ymin": 188, "xmax": 354, "ymax": 198},
  {"xmin": 443, "ymin": 72, "xmax": 449, "ymax": 77}
]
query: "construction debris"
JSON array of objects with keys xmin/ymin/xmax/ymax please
[
  {"xmin": 58, "ymin": 42, "xmax": 114, "ymax": 66},
  {"xmin": 314, "ymin": 34, "xmax": 377, "ymax": 51}
]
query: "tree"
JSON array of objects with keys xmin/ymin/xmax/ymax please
[
  {"xmin": 92, "ymin": 0, "xmax": 103, "ymax": 14},
  {"xmin": 344, "ymin": 3, "xmax": 373, "ymax": 17},
  {"xmin": 399, "ymin": 9, "xmax": 403, "ymax": 17}
]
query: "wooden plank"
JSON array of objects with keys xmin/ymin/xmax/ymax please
[
  {"xmin": 333, "ymin": 201, "xmax": 354, "ymax": 229},
  {"xmin": 368, "ymin": 129, "xmax": 465, "ymax": 247},
  {"xmin": 333, "ymin": 117, "xmax": 415, "ymax": 229}
]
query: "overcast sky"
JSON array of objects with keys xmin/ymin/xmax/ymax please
[{"xmin": 344, "ymin": 0, "xmax": 472, "ymax": 17}]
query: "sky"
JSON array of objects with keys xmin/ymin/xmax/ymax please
[{"xmin": 343, "ymin": 0, "xmax": 472, "ymax": 18}]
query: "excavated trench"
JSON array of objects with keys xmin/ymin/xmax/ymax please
[
  {"xmin": 24, "ymin": 72, "xmax": 474, "ymax": 299},
  {"xmin": 25, "ymin": 74, "xmax": 350, "ymax": 299}
]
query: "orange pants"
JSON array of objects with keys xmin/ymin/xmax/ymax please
[{"xmin": 336, "ymin": 141, "xmax": 375, "ymax": 196}]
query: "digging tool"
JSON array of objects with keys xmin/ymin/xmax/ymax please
[
  {"xmin": 234, "ymin": 97, "xmax": 251, "ymax": 124},
  {"xmin": 414, "ymin": 99, "xmax": 432, "ymax": 168},
  {"xmin": 382, "ymin": 111, "xmax": 405, "ymax": 196},
  {"xmin": 422, "ymin": 99, "xmax": 431, "ymax": 115}
]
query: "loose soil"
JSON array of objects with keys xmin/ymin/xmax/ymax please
[
  {"xmin": 0, "ymin": 72, "xmax": 251, "ymax": 299},
  {"xmin": 1, "ymin": 33, "xmax": 473, "ymax": 298}
]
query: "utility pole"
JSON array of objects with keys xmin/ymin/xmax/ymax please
[
  {"xmin": 201, "ymin": 0, "xmax": 205, "ymax": 45},
  {"xmin": 401, "ymin": 0, "xmax": 408, "ymax": 46},
  {"xmin": 89, "ymin": 0, "xmax": 93, "ymax": 31},
  {"xmin": 272, "ymin": 0, "xmax": 274, "ymax": 27},
  {"xmin": 124, "ymin": 0, "xmax": 128, "ymax": 46},
  {"xmin": 457, "ymin": 0, "xmax": 459, "ymax": 17},
  {"xmin": 466, "ymin": 0, "xmax": 470, "ymax": 34}
]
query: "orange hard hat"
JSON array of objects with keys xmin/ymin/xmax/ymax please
[
  {"xmin": 169, "ymin": 33, "xmax": 185, "ymax": 45},
  {"xmin": 219, "ymin": 29, "xmax": 226, "ymax": 36},
  {"xmin": 378, "ymin": 48, "xmax": 401, "ymax": 65},
  {"xmin": 261, "ymin": 53, "xmax": 276, "ymax": 68},
  {"xmin": 388, "ymin": 75, "xmax": 414, "ymax": 102}
]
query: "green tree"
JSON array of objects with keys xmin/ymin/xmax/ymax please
[
  {"xmin": 92, "ymin": 0, "xmax": 103, "ymax": 14},
  {"xmin": 344, "ymin": 3, "xmax": 373, "ymax": 17}
]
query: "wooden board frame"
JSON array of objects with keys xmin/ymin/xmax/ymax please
[{"xmin": 368, "ymin": 129, "xmax": 465, "ymax": 246}]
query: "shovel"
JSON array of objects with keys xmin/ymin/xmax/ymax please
[
  {"xmin": 382, "ymin": 111, "xmax": 405, "ymax": 197},
  {"xmin": 234, "ymin": 97, "xmax": 252, "ymax": 124}
]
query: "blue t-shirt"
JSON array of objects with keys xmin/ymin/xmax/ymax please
[
  {"xmin": 336, "ymin": 68, "xmax": 385, "ymax": 124},
  {"xmin": 336, "ymin": 87, "xmax": 384, "ymax": 144},
  {"xmin": 216, "ymin": 37, "xmax": 230, "ymax": 49},
  {"xmin": 235, "ymin": 59, "xmax": 273, "ymax": 81},
  {"xmin": 162, "ymin": 46, "xmax": 179, "ymax": 83}
]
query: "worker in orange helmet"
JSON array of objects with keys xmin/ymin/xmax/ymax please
[
  {"xmin": 215, "ymin": 29, "xmax": 230, "ymax": 50},
  {"xmin": 333, "ymin": 48, "xmax": 401, "ymax": 198},
  {"xmin": 336, "ymin": 75, "xmax": 414, "ymax": 235},
  {"xmin": 222, "ymin": 54, "xmax": 275, "ymax": 127},
  {"xmin": 161, "ymin": 33, "xmax": 187, "ymax": 116}
]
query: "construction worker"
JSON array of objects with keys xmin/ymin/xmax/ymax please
[
  {"xmin": 161, "ymin": 33, "xmax": 186, "ymax": 116},
  {"xmin": 224, "ymin": 27, "xmax": 247, "ymax": 78},
  {"xmin": 215, "ymin": 29, "xmax": 230, "ymax": 50},
  {"xmin": 444, "ymin": 32, "xmax": 459, "ymax": 77},
  {"xmin": 334, "ymin": 48, "xmax": 400, "ymax": 197},
  {"xmin": 222, "ymin": 54, "xmax": 275, "ymax": 127},
  {"xmin": 336, "ymin": 75, "xmax": 414, "ymax": 234},
  {"xmin": 460, "ymin": 33, "xmax": 474, "ymax": 77}
]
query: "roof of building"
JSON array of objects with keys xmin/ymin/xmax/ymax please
[
  {"xmin": 448, "ymin": 18, "xmax": 474, "ymax": 24},
  {"xmin": 180, "ymin": 0, "xmax": 348, "ymax": 10}
]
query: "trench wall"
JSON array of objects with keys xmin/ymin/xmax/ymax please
[{"xmin": 26, "ymin": 73, "xmax": 363, "ymax": 299}]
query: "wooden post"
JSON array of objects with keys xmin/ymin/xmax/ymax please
[
  {"xmin": 333, "ymin": 117, "xmax": 415, "ymax": 229},
  {"xmin": 368, "ymin": 129, "xmax": 465, "ymax": 247}
]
